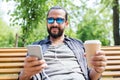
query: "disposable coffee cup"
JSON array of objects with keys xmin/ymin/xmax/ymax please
[{"xmin": 84, "ymin": 40, "xmax": 101, "ymax": 68}]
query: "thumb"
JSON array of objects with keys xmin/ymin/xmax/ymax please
[{"xmin": 84, "ymin": 53, "xmax": 86, "ymax": 57}]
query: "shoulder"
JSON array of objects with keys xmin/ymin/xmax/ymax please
[
  {"xmin": 32, "ymin": 37, "xmax": 49, "ymax": 45},
  {"xmin": 66, "ymin": 36, "xmax": 84, "ymax": 48},
  {"xmin": 66, "ymin": 37, "xmax": 85, "ymax": 52},
  {"xmin": 68, "ymin": 37, "xmax": 83, "ymax": 45},
  {"xmin": 32, "ymin": 40, "xmax": 45, "ymax": 45}
]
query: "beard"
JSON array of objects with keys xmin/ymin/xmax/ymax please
[{"xmin": 47, "ymin": 26, "xmax": 64, "ymax": 38}]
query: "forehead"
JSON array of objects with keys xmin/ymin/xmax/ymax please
[{"xmin": 48, "ymin": 9, "xmax": 66, "ymax": 18}]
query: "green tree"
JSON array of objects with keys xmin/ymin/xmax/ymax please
[
  {"xmin": 0, "ymin": 18, "xmax": 15, "ymax": 47},
  {"xmin": 8, "ymin": 0, "xmax": 77, "ymax": 47},
  {"xmin": 113, "ymin": 0, "xmax": 120, "ymax": 45},
  {"xmin": 9, "ymin": 0, "xmax": 48, "ymax": 47},
  {"xmin": 77, "ymin": 2, "xmax": 112, "ymax": 46},
  {"xmin": 100, "ymin": 0, "xmax": 120, "ymax": 45},
  {"xmin": 6, "ymin": 0, "xmax": 115, "ymax": 47}
]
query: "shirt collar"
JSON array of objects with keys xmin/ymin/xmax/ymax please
[{"xmin": 43, "ymin": 35, "xmax": 70, "ymax": 44}]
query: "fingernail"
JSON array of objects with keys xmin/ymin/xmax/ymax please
[
  {"xmin": 35, "ymin": 57, "xmax": 38, "ymax": 60},
  {"xmin": 96, "ymin": 51, "xmax": 100, "ymax": 54}
]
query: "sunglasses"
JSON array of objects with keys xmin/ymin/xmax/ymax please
[{"xmin": 47, "ymin": 17, "xmax": 65, "ymax": 24}]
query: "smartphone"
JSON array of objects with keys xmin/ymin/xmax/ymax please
[{"xmin": 27, "ymin": 45, "xmax": 43, "ymax": 60}]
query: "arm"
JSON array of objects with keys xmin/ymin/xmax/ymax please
[
  {"xmin": 89, "ymin": 51, "xmax": 107, "ymax": 80},
  {"xmin": 18, "ymin": 56, "xmax": 47, "ymax": 80}
]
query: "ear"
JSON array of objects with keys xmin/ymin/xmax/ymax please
[{"xmin": 65, "ymin": 21, "xmax": 69, "ymax": 28}]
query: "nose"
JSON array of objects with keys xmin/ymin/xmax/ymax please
[{"xmin": 52, "ymin": 20, "xmax": 58, "ymax": 26}]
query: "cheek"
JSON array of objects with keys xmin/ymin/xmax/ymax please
[
  {"xmin": 60, "ymin": 25, "xmax": 66, "ymax": 29},
  {"xmin": 47, "ymin": 24, "xmax": 51, "ymax": 29}
]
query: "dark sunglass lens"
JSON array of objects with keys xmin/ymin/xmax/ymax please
[
  {"xmin": 47, "ymin": 18, "xmax": 54, "ymax": 24},
  {"xmin": 56, "ymin": 18, "xmax": 64, "ymax": 24}
]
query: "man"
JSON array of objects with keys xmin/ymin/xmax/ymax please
[{"xmin": 18, "ymin": 6, "xmax": 107, "ymax": 80}]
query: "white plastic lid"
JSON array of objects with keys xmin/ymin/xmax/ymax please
[{"xmin": 84, "ymin": 40, "xmax": 101, "ymax": 44}]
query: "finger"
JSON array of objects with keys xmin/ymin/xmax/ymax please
[
  {"xmin": 27, "ymin": 63, "xmax": 48, "ymax": 75},
  {"xmin": 95, "ymin": 50, "xmax": 105, "ymax": 56},
  {"xmin": 27, "ymin": 59, "xmax": 46, "ymax": 67},
  {"xmin": 31, "ymin": 63, "xmax": 47, "ymax": 71},
  {"xmin": 94, "ymin": 66, "xmax": 106, "ymax": 73},
  {"xmin": 25, "ymin": 56, "xmax": 38, "ymax": 62},
  {"xmin": 92, "ymin": 60, "xmax": 107, "ymax": 67},
  {"xmin": 92, "ymin": 55, "xmax": 107, "ymax": 61},
  {"xmin": 84, "ymin": 53, "xmax": 86, "ymax": 57},
  {"xmin": 24, "ymin": 61, "xmax": 47, "ymax": 74}
]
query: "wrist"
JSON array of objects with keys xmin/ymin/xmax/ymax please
[{"xmin": 18, "ymin": 70, "xmax": 32, "ymax": 80}]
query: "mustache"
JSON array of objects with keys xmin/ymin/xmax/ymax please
[{"xmin": 50, "ymin": 26, "xmax": 59, "ymax": 29}]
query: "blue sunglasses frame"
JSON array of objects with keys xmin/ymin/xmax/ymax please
[{"xmin": 47, "ymin": 17, "xmax": 65, "ymax": 24}]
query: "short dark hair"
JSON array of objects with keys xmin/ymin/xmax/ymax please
[{"xmin": 47, "ymin": 6, "xmax": 68, "ymax": 21}]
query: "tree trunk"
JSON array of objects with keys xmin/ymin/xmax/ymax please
[
  {"xmin": 14, "ymin": 33, "xmax": 18, "ymax": 47},
  {"xmin": 113, "ymin": 0, "xmax": 120, "ymax": 45}
]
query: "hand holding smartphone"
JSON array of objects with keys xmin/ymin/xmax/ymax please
[{"xmin": 27, "ymin": 45, "xmax": 43, "ymax": 60}]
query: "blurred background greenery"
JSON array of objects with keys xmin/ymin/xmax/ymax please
[{"xmin": 0, "ymin": 0, "xmax": 120, "ymax": 47}]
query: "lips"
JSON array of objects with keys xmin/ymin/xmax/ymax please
[
  {"xmin": 52, "ymin": 27, "xmax": 58, "ymax": 30},
  {"xmin": 51, "ymin": 28, "xmax": 58, "ymax": 33}
]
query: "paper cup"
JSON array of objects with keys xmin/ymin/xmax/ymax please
[{"xmin": 84, "ymin": 40, "xmax": 101, "ymax": 68}]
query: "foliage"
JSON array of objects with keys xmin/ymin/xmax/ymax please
[
  {"xmin": 8, "ymin": 0, "xmax": 78, "ymax": 47},
  {"xmin": 0, "ymin": 18, "xmax": 15, "ymax": 47},
  {"xmin": 77, "ymin": 5, "xmax": 112, "ymax": 46},
  {"xmin": 3, "ymin": 0, "xmax": 117, "ymax": 47},
  {"xmin": 9, "ymin": 0, "xmax": 49, "ymax": 46}
]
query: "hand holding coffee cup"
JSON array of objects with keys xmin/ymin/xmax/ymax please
[{"xmin": 84, "ymin": 40, "xmax": 101, "ymax": 68}]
